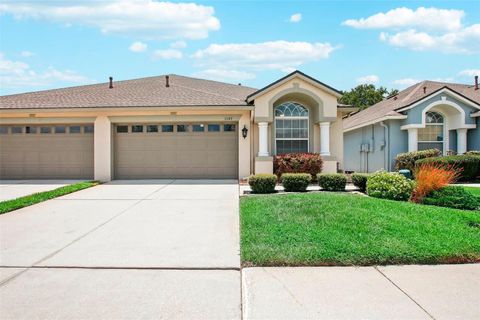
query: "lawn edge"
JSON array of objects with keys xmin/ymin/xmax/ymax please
[{"xmin": 0, "ymin": 181, "xmax": 100, "ymax": 215}]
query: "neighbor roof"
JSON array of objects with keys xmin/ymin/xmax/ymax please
[
  {"xmin": 0, "ymin": 74, "xmax": 257, "ymax": 110},
  {"xmin": 343, "ymin": 80, "xmax": 480, "ymax": 131}
]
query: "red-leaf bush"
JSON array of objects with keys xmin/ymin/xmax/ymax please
[
  {"xmin": 411, "ymin": 163, "xmax": 460, "ymax": 203},
  {"xmin": 273, "ymin": 153, "xmax": 323, "ymax": 180}
]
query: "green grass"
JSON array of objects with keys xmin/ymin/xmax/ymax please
[
  {"xmin": 0, "ymin": 181, "xmax": 99, "ymax": 215},
  {"xmin": 240, "ymin": 192, "xmax": 480, "ymax": 266},
  {"xmin": 464, "ymin": 186, "xmax": 480, "ymax": 197}
]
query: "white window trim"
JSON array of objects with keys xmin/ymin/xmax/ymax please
[{"xmin": 417, "ymin": 112, "xmax": 446, "ymax": 154}]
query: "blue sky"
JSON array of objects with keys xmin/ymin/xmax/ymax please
[{"xmin": 0, "ymin": 0, "xmax": 479, "ymax": 95}]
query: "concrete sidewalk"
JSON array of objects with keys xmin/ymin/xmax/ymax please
[{"xmin": 243, "ymin": 264, "xmax": 480, "ymax": 320}]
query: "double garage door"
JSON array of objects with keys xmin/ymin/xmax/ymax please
[
  {"xmin": 0, "ymin": 122, "xmax": 238, "ymax": 180},
  {"xmin": 114, "ymin": 123, "xmax": 238, "ymax": 179},
  {"xmin": 0, "ymin": 124, "xmax": 94, "ymax": 179}
]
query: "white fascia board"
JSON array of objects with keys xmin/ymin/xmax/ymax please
[{"xmin": 396, "ymin": 88, "xmax": 480, "ymax": 113}]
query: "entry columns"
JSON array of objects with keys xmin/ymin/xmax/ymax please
[
  {"xmin": 407, "ymin": 128, "xmax": 418, "ymax": 152},
  {"xmin": 320, "ymin": 122, "xmax": 331, "ymax": 156},
  {"xmin": 457, "ymin": 128, "xmax": 467, "ymax": 154},
  {"xmin": 258, "ymin": 122, "xmax": 269, "ymax": 156}
]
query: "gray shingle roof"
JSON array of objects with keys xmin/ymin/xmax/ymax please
[
  {"xmin": 343, "ymin": 80, "xmax": 480, "ymax": 131},
  {"xmin": 0, "ymin": 74, "xmax": 257, "ymax": 110}
]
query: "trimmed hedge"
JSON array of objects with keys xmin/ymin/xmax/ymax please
[
  {"xmin": 366, "ymin": 171, "xmax": 415, "ymax": 201},
  {"xmin": 415, "ymin": 155, "xmax": 480, "ymax": 181},
  {"xmin": 317, "ymin": 173, "xmax": 347, "ymax": 191},
  {"xmin": 466, "ymin": 151, "xmax": 480, "ymax": 156},
  {"xmin": 351, "ymin": 173, "xmax": 369, "ymax": 192},
  {"xmin": 395, "ymin": 149, "xmax": 441, "ymax": 172},
  {"xmin": 274, "ymin": 153, "xmax": 323, "ymax": 180},
  {"xmin": 422, "ymin": 186, "xmax": 480, "ymax": 210},
  {"xmin": 248, "ymin": 174, "xmax": 277, "ymax": 194},
  {"xmin": 281, "ymin": 173, "xmax": 311, "ymax": 192}
]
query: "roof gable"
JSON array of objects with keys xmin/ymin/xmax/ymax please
[{"xmin": 246, "ymin": 70, "xmax": 342, "ymax": 102}]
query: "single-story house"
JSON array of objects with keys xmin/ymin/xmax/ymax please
[
  {"xmin": 0, "ymin": 71, "xmax": 355, "ymax": 181},
  {"xmin": 343, "ymin": 78, "xmax": 480, "ymax": 173}
]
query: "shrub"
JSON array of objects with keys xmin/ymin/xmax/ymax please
[
  {"xmin": 395, "ymin": 149, "xmax": 441, "ymax": 172},
  {"xmin": 415, "ymin": 155, "xmax": 480, "ymax": 181},
  {"xmin": 317, "ymin": 173, "xmax": 347, "ymax": 191},
  {"xmin": 351, "ymin": 173, "xmax": 369, "ymax": 192},
  {"xmin": 366, "ymin": 171, "xmax": 415, "ymax": 201},
  {"xmin": 422, "ymin": 186, "xmax": 480, "ymax": 210},
  {"xmin": 281, "ymin": 173, "xmax": 311, "ymax": 192},
  {"xmin": 248, "ymin": 174, "xmax": 277, "ymax": 194},
  {"xmin": 466, "ymin": 151, "xmax": 480, "ymax": 156},
  {"xmin": 411, "ymin": 163, "xmax": 460, "ymax": 203},
  {"xmin": 274, "ymin": 153, "xmax": 323, "ymax": 180}
]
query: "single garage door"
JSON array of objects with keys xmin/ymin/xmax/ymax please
[
  {"xmin": 0, "ymin": 124, "xmax": 94, "ymax": 179},
  {"xmin": 114, "ymin": 123, "xmax": 238, "ymax": 179}
]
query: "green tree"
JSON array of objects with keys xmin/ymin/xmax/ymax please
[{"xmin": 339, "ymin": 84, "xmax": 398, "ymax": 110}]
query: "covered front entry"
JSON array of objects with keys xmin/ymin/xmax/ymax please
[
  {"xmin": 0, "ymin": 124, "xmax": 94, "ymax": 179},
  {"xmin": 114, "ymin": 123, "xmax": 238, "ymax": 179}
]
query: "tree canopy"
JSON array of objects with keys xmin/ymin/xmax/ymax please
[{"xmin": 339, "ymin": 84, "xmax": 399, "ymax": 111}]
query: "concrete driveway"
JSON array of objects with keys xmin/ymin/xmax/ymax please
[
  {"xmin": 0, "ymin": 180, "xmax": 240, "ymax": 319},
  {"xmin": 0, "ymin": 180, "xmax": 81, "ymax": 201}
]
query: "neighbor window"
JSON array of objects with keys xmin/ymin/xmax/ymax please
[
  {"xmin": 224, "ymin": 124, "xmax": 236, "ymax": 132},
  {"xmin": 275, "ymin": 102, "xmax": 309, "ymax": 154},
  {"xmin": 418, "ymin": 111, "xmax": 444, "ymax": 152},
  {"xmin": 192, "ymin": 124, "xmax": 205, "ymax": 132},
  {"xmin": 26, "ymin": 126, "xmax": 37, "ymax": 134},
  {"xmin": 208, "ymin": 124, "xmax": 220, "ymax": 132},
  {"xmin": 69, "ymin": 126, "xmax": 81, "ymax": 134},
  {"xmin": 0, "ymin": 126, "xmax": 8, "ymax": 134},
  {"xmin": 116, "ymin": 125, "xmax": 128, "ymax": 133},
  {"xmin": 147, "ymin": 125, "xmax": 158, "ymax": 133},
  {"xmin": 55, "ymin": 126, "xmax": 66, "ymax": 134},
  {"xmin": 40, "ymin": 127, "xmax": 51, "ymax": 134},
  {"xmin": 132, "ymin": 125, "xmax": 143, "ymax": 133},
  {"xmin": 162, "ymin": 125, "xmax": 174, "ymax": 132},
  {"xmin": 177, "ymin": 124, "xmax": 188, "ymax": 132},
  {"xmin": 11, "ymin": 126, "xmax": 22, "ymax": 134}
]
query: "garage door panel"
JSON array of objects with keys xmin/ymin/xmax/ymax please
[
  {"xmin": 114, "ymin": 123, "xmax": 238, "ymax": 179},
  {"xmin": 0, "ymin": 125, "xmax": 94, "ymax": 179}
]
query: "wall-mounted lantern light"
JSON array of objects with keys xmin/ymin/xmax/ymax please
[{"xmin": 242, "ymin": 125, "xmax": 248, "ymax": 139}]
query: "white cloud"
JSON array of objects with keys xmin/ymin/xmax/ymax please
[
  {"xmin": 380, "ymin": 25, "xmax": 480, "ymax": 53},
  {"xmin": 192, "ymin": 41, "xmax": 336, "ymax": 72},
  {"xmin": 356, "ymin": 75, "xmax": 379, "ymax": 85},
  {"xmin": 0, "ymin": 52, "xmax": 91, "ymax": 91},
  {"xmin": 153, "ymin": 49, "xmax": 183, "ymax": 60},
  {"xmin": 129, "ymin": 41, "xmax": 147, "ymax": 53},
  {"xmin": 20, "ymin": 50, "xmax": 35, "ymax": 57},
  {"xmin": 393, "ymin": 78, "xmax": 421, "ymax": 88},
  {"xmin": 344, "ymin": 7, "xmax": 479, "ymax": 54},
  {"xmin": 290, "ymin": 13, "xmax": 302, "ymax": 23},
  {"xmin": 343, "ymin": 7, "xmax": 463, "ymax": 32},
  {"xmin": 192, "ymin": 69, "xmax": 255, "ymax": 82},
  {"xmin": 170, "ymin": 40, "xmax": 187, "ymax": 49},
  {"xmin": 458, "ymin": 69, "xmax": 480, "ymax": 77},
  {"xmin": 0, "ymin": 1, "xmax": 220, "ymax": 40}
]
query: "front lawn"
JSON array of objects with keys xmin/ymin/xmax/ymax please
[
  {"xmin": 240, "ymin": 192, "xmax": 480, "ymax": 266},
  {"xmin": 0, "ymin": 181, "xmax": 98, "ymax": 214}
]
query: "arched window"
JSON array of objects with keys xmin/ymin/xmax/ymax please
[
  {"xmin": 418, "ymin": 111, "xmax": 444, "ymax": 152},
  {"xmin": 275, "ymin": 102, "xmax": 309, "ymax": 154}
]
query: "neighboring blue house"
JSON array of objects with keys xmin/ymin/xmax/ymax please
[{"xmin": 343, "ymin": 79, "xmax": 480, "ymax": 173}]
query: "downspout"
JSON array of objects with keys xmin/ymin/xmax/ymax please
[{"xmin": 380, "ymin": 121, "xmax": 389, "ymax": 171}]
